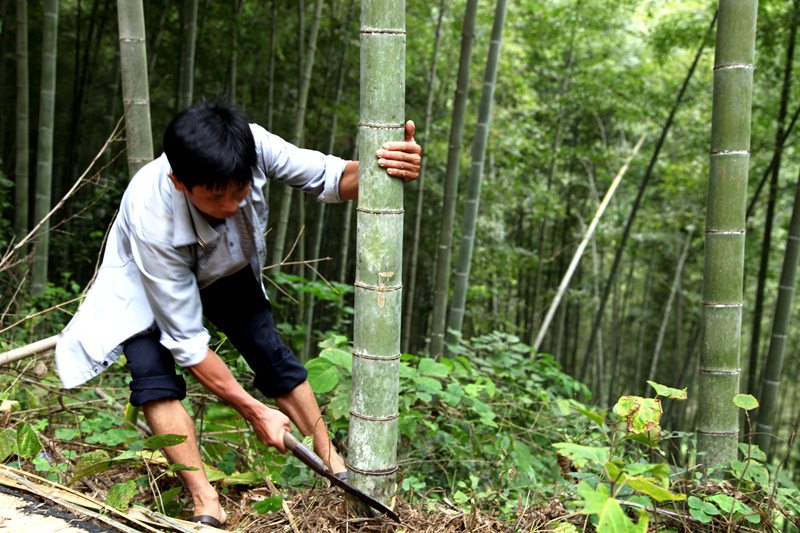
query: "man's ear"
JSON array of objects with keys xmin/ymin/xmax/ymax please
[{"xmin": 168, "ymin": 173, "xmax": 187, "ymax": 193}]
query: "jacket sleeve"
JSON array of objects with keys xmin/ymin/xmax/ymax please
[{"xmin": 251, "ymin": 124, "xmax": 348, "ymax": 203}]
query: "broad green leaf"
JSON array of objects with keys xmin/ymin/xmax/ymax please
[
  {"xmin": 418, "ymin": 358, "xmax": 449, "ymax": 378},
  {"xmin": 156, "ymin": 486, "xmax": 183, "ymax": 517},
  {"xmin": 167, "ymin": 463, "xmax": 199, "ymax": 473},
  {"xmin": 647, "ymin": 381, "xmax": 687, "ymax": 400},
  {"xmin": 253, "ymin": 495, "xmax": 283, "ymax": 514},
  {"xmin": 54, "ymin": 428, "xmax": 79, "ymax": 441},
  {"xmin": 16, "ymin": 422, "xmax": 42, "ymax": 460},
  {"xmin": 689, "ymin": 506, "xmax": 714, "ymax": 523},
  {"xmin": 553, "ymin": 443, "xmax": 609, "ymax": 468},
  {"xmin": 306, "ymin": 358, "xmax": 339, "ymax": 394},
  {"xmin": 574, "ymin": 404, "xmax": 605, "ymax": 425},
  {"xmin": 613, "ymin": 396, "xmax": 662, "ymax": 434},
  {"xmin": 69, "ymin": 450, "xmax": 112, "ymax": 485},
  {"xmin": 106, "ymin": 480, "xmax": 137, "ymax": 511},
  {"xmin": 329, "ymin": 393, "xmax": 350, "ymax": 421},
  {"xmin": 85, "ymin": 427, "xmax": 139, "ymax": 446},
  {"xmin": 708, "ymin": 493, "xmax": 736, "ymax": 513},
  {"xmin": 0, "ymin": 429, "xmax": 16, "ymax": 462},
  {"xmin": 320, "ymin": 348, "xmax": 352, "ymax": 373},
  {"xmin": 625, "ymin": 476, "xmax": 686, "ymax": 502},
  {"xmin": 733, "ymin": 394, "xmax": 758, "ymax": 411},
  {"xmin": 143, "ymin": 434, "xmax": 187, "ymax": 451},
  {"xmin": 577, "ymin": 481, "xmax": 647, "ymax": 532},
  {"xmin": 202, "ymin": 464, "xmax": 226, "ymax": 483},
  {"xmin": 223, "ymin": 471, "xmax": 263, "ymax": 487},
  {"xmin": 414, "ymin": 376, "xmax": 443, "ymax": 393},
  {"xmin": 623, "ymin": 463, "xmax": 670, "ymax": 486}
]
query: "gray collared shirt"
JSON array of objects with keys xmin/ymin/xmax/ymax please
[{"xmin": 55, "ymin": 124, "xmax": 347, "ymax": 388}]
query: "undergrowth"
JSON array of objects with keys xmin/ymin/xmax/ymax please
[{"xmin": 0, "ymin": 329, "xmax": 799, "ymax": 531}]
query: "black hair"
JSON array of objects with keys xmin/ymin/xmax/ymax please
[{"xmin": 163, "ymin": 100, "xmax": 256, "ymax": 192}]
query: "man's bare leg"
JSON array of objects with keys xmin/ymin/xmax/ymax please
[
  {"xmin": 142, "ymin": 399, "xmax": 226, "ymax": 524},
  {"xmin": 275, "ymin": 380, "xmax": 346, "ymax": 474}
]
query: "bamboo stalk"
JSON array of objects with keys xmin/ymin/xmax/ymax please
[
  {"xmin": 533, "ymin": 135, "xmax": 645, "ymax": 352},
  {"xmin": 0, "ymin": 335, "xmax": 58, "ymax": 366}
]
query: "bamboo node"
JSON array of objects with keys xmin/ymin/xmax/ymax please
[
  {"xmin": 352, "ymin": 349, "xmax": 401, "ymax": 362},
  {"xmin": 358, "ymin": 121, "xmax": 404, "ymax": 130},
  {"xmin": 697, "ymin": 366, "xmax": 740, "ymax": 375},
  {"xmin": 713, "ymin": 62, "xmax": 754, "ymax": 71},
  {"xmin": 356, "ymin": 207, "xmax": 404, "ymax": 215},
  {"xmin": 344, "ymin": 463, "xmax": 398, "ymax": 476},
  {"xmin": 350, "ymin": 410, "xmax": 399, "ymax": 422}
]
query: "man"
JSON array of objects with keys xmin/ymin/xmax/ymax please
[{"xmin": 55, "ymin": 101, "xmax": 421, "ymax": 527}]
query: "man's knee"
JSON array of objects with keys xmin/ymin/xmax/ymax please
[{"xmin": 129, "ymin": 374, "xmax": 187, "ymax": 407}]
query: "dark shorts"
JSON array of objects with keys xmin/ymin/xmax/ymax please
[{"xmin": 123, "ymin": 267, "xmax": 308, "ymax": 406}]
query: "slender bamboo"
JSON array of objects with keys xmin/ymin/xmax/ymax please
[
  {"xmin": 401, "ymin": 0, "xmax": 446, "ymax": 354},
  {"xmin": 533, "ymin": 136, "xmax": 645, "ymax": 352},
  {"xmin": 755, "ymin": 172, "xmax": 800, "ymax": 457},
  {"xmin": 747, "ymin": 1, "xmax": 797, "ymax": 396},
  {"xmin": 428, "ymin": 0, "xmax": 478, "ymax": 357},
  {"xmin": 348, "ymin": 0, "xmax": 405, "ymax": 503},
  {"xmin": 647, "ymin": 227, "xmax": 694, "ymax": 384},
  {"xmin": 117, "ymin": 0, "xmax": 154, "ymax": 178},
  {"xmin": 303, "ymin": 8, "xmax": 353, "ymax": 361},
  {"xmin": 697, "ymin": 0, "xmax": 758, "ymax": 467},
  {"xmin": 581, "ymin": 12, "xmax": 716, "ymax": 377},
  {"xmin": 445, "ymin": 0, "xmax": 508, "ymax": 354},
  {"xmin": 14, "ymin": 0, "xmax": 29, "ymax": 244},
  {"xmin": 31, "ymin": 0, "xmax": 59, "ymax": 296},
  {"xmin": 178, "ymin": 0, "xmax": 199, "ymax": 110},
  {"xmin": 270, "ymin": 0, "xmax": 325, "ymax": 272}
]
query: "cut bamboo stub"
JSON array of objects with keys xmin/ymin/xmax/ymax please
[{"xmin": 0, "ymin": 335, "xmax": 58, "ymax": 366}]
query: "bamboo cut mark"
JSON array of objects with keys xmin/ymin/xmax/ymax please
[{"xmin": 378, "ymin": 272, "xmax": 394, "ymax": 308}]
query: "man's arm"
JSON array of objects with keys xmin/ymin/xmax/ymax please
[
  {"xmin": 187, "ymin": 349, "xmax": 291, "ymax": 452},
  {"xmin": 338, "ymin": 120, "xmax": 422, "ymax": 201}
]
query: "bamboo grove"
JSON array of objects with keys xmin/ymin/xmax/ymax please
[{"xmin": 1, "ymin": 0, "xmax": 800, "ymax": 491}]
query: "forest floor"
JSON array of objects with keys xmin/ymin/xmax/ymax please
[{"xmin": 0, "ymin": 461, "xmax": 577, "ymax": 532}]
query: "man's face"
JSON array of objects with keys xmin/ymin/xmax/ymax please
[{"xmin": 169, "ymin": 174, "xmax": 251, "ymax": 221}]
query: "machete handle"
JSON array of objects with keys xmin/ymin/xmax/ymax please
[{"xmin": 282, "ymin": 431, "xmax": 329, "ymax": 474}]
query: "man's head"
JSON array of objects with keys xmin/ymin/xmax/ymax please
[{"xmin": 163, "ymin": 101, "xmax": 256, "ymax": 193}]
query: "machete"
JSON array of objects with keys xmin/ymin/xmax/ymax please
[{"xmin": 282, "ymin": 431, "xmax": 400, "ymax": 522}]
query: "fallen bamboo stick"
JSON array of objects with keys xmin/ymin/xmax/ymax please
[{"xmin": 0, "ymin": 335, "xmax": 58, "ymax": 366}]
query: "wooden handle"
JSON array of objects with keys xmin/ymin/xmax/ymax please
[{"xmin": 282, "ymin": 431, "xmax": 328, "ymax": 473}]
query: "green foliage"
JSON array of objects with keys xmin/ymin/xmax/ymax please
[{"xmin": 107, "ymin": 480, "xmax": 138, "ymax": 511}]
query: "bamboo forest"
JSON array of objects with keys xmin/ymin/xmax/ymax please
[{"xmin": 2, "ymin": 0, "xmax": 800, "ymax": 531}]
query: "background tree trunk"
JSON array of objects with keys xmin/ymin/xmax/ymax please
[
  {"xmin": 31, "ymin": 0, "xmax": 60, "ymax": 296},
  {"xmin": 746, "ymin": 0, "xmax": 797, "ymax": 396},
  {"xmin": 117, "ymin": 0, "xmax": 154, "ymax": 178},
  {"xmin": 445, "ymin": 0, "xmax": 508, "ymax": 354},
  {"xmin": 755, "ymin": 170, "xmax": 800, "ymax": 458},
  {"xmin": 178, "ymin": 0, "xmax": 199, "ymax": 110},
  {"xmin": 428, "ymin": 0, "xmax": 478, "ymax": 357},
  {"xmin": 14, "ymin": 0, "xmax": 29, "ymax": 245},
  {"xmin": 402, "ymin": 0, "xmax": 446, "ymax": 355},
  {"xmin": 270, "ymin": 0, "xmax": 324, "ymax": 273}
]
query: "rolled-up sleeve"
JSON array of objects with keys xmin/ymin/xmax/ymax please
[
  {"xmin": 128, "ymin": 231, "xmax": 210, "ymax": 367},
  {"xmin": 252, "ymin": 124, "xmax": 347, "ymax": 203}
]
